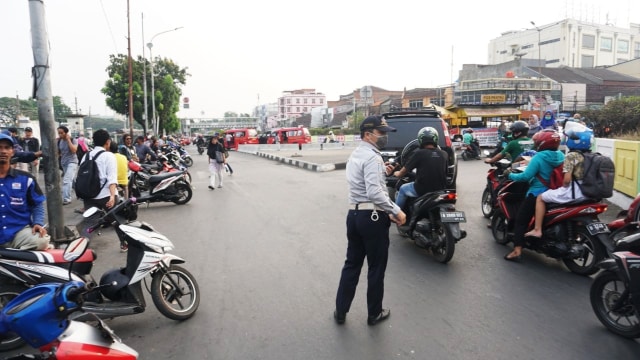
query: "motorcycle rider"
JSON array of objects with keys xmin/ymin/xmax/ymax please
[
  {"xmin": 503, "ymin": 129, "xmax": 565, "ymax": 261},
  {"xmin": 524, "ymin": 128, "xmax": 592, "ymax": 238},
  {"xmin": 462, "ymin": 128, "xmax": 481, "ymax": 159},
  {"xmin": 393, "ymin": 127, "xmax": 449, "ymax": 211},
  {"xmin": 485, "ymin": 120, "xmax": 532, "ymax": 164},
  {"xmin": 134, "ymin": 136, "xmax": 157, "ymax": 164}
]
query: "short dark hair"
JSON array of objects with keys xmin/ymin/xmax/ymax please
[
  {"xmin": 57, "ymin": 125, "xmax": 69, "ymax": 133},
  {"xmin": 109, "ymin": 141, "xmax": 118, "ymax": 153},
  {"xmin": 136, "ymin": 135, "xmax": 145, "ymax": 142},
  {"xmin": 92, "ymin": 129, "xmax": 111, "ymax": 147},
  {"xmin": 122, "ymin": 134, "xmax": 132, "ymax": 142}
]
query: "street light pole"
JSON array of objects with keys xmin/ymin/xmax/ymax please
[
  {"xmin": 142, "ymin": 13, "xmax": 148, "ymax": 137},
  {"xmin": 147, "ymin": 26, "xmax": 183, "ymax": 136},
  {"xmin": 531, "ymin": 21, "xmax": 543, "ymax": 117}
]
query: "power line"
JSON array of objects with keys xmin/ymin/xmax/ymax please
[{"xmin": 99, "ymin": 0, "xmax": 119, "ymax": 53}]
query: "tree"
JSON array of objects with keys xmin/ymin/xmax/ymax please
[
  {"xmin": 0, "ymin": 96, "xmax": 71, "ymax": 125},
  {"xmin": 102, "ymin": 54, "xmax": 189, "ymax": 134},
  {"xmin": 581, "ymin": 96, "xmax": 640, "ymax": 137}
]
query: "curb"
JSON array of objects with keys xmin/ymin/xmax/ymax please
[{"xmin": 255, "ymin": 152, "xmax": 346, "ymax": 172}]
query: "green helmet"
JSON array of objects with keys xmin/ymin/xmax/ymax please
[{"xmin": 417, "ymin": 127, "xmax": 438, "ymax": 147}]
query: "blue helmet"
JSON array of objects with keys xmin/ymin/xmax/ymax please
[{"xmin": 564, "ymin": 129, "xmax": 593, "ymax": 151}]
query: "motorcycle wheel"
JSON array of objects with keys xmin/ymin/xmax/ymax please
[
  {"xmin": 0, "ymin": 284, "xmax": 28, "ymax": 351},
  {"xmin": 461, "ymin": 151, "xmax": 468, "ymax": 161},
  {"xmin": 562, "ymin": 226, "xmax": 605, "ymax": 276},
  {"xmin": 481, "ymin": 187, "xmax": 494, "ymax": 219},
  {"xmin": 183, "ymin": 157, "xmax": 194, "ymax": 167},
  {"xmin": 173, "ymin": 182, "xmax": 192, "ymax": 205},
  {"xmin": 151, "ymin": 265, "xmax": 200, "ymax": 321},
  {"xmin": 590, "ymin": 270, "xmax": 640, "ymax": 338},
  {"xmin": 431, "ymin": 220, "xmax": 455, "ymax": 264},
  {"xmin": 491, "ymin": 211, "xmax": 510, "ymax": 245}
]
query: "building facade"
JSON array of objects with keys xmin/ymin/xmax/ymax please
[
  {"xmin": 277, "ymin": 89, "xmax": 326, "ymax": 122},
  {"xmin": 489, "ymin": 19, "xmax": 640, "ymax": 68}
]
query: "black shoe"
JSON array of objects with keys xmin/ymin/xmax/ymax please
[
  {"xmin": 208, "ymin": 186, "xmax": 214, "ymax": 190},
  {"xmin": 367, "ymin": 308, "xmax": 390, "ymax": 326},
  {"xmin": 334, "ymin": 310, "xmax": 346, "ymax": 325}
]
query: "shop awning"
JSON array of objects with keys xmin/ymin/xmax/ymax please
[{"xmin": 462, "ymin": 107, "xmax": 520, "ymax": 117}]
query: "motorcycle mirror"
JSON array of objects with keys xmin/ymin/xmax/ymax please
[
  {"xmin": 63, "ymin": 237, "xmax": 89, "ymax": 262},
  {"xmin": 83, "ymin": 207, "xmax": 99, "ymax": 218}
]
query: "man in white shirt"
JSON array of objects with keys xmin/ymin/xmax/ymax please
[{"xmin": 79, "ymin": 129, "xmax": 117, "ymax": 211}]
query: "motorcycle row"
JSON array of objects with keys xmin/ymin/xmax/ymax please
[
  {"xmin": 481, "ymin": 155, "xmax": 640, "ymax": 340},
  {"xmin": 0, "ymin": 145, "xmax": 200, "ymax": 359},
  {"xmin": 386, "ymin": 135, "xmax": 640, "ymax": 340}
]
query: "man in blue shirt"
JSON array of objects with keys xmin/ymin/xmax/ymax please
[{"xmin": 0, "ymin": 132, "xmax": 50, "ymax": 250}]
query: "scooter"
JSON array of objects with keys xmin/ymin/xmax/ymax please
[
  {"xmin": 0, "ymin": 198, "xmax": 200, "ymax": 351},
  {"xmin": 460, "ymin": 139, "xmax": 481, "ymax": 161},
  {"xmin": 480, "ymin": 158, "xmax": 512, "ymax": 219},
  {"xmin": 590, "ymin": 230, "xmax": 640, "ymax": 338},
  {"xmin": 0, "ymin": 237, "xmax": 139, "ymax": 359},
  {"xmin": 128, "ymin": 161, "xmax": 193, "ymax": 205},
  {"xmin": 606, "ymin": 192, "xmax": 640, "ymax": 241},
  {"xmin": 388, "ymin": 173, "xmax": 467, "ymax": 264},
  {"xmin": 490, "ymin": 174, "xmax": 613, "ymax": 275}
]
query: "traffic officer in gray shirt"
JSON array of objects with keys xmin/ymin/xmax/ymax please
[{"xmin": 334, "ymin": 115, "xmax": 406, "ymax": 326}]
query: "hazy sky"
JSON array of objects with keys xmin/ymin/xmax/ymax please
[{"xmin": 1, "ymin": 0, "xmax": 638, "ymax": 119}]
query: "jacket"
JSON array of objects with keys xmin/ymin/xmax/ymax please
[{"xmin": 509, "ymin": 149, "xmax": 565, "ymax": 196}]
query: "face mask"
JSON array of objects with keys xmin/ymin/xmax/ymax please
[
  {"xmin": 544, "ymin": 115, "xmax": 551, "ymax": 120},
  {"xmin": 370, "ymin": 133, "xmax": 388, "ymax": 149}
]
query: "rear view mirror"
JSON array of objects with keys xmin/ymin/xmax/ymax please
[{"xmin": 63, "ymin": 237, "xmax": 89, "ymax": 262}]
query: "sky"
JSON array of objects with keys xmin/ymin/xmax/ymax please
[{"xmin": 0, "ymin": 0, "xmax": 638, "ymax": 119}]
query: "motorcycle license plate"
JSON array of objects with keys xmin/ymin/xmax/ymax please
[
  {"xmin": 440, "ymin": 211, "xmax": 466, "ymax": 223},
  {"xmin": 586, "ymin": 222, "xmax": 609, "ymax": 235}
]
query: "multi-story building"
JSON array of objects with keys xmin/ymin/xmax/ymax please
[
  {"xmin": 277, "ymin": 89, "xmax": 326, "ymax": 123},
  {"xmin": 489, "ymin": 19, "xmax": 640, "ymax": 68}
]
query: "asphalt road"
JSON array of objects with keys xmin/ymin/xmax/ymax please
[{"xmin": 4, "ymin": 147, "xmax": 639, "ymax": 359}]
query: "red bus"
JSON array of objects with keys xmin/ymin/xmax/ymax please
[
  {"xmin": 224, "ymin": 128, "xmax": 259, "ymax": 150},
  {"xmin": 268, "ymin": 127, "xmax": 312, "ymax": 145}
]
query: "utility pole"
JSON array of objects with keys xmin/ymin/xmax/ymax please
[
  {"xmin": 531, "ymin": 21, "xmax": 544, "ymax": 118},
  {"xmin": 127, "ymin": 0, "xmax": 134, "ymax": 138},
  {"xmin": 28, "ymin": 0, "xmax": 66, "ymax": 241},
  {"xmin": 142, "ymin": 13, "xmax": 148, "ymax": 137}
]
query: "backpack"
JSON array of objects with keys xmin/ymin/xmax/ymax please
[
  {"xmin": 576, "ymin": 152, "xmax": 615, "ymax": 199},
  {"xmin": 76, "ymin": 145, "xmax": 86, "ymax": 162},
  {"xmin": 74, "ymin": 150, "xmax": 106, "ymax": 199},
  {"xmin": 537, "ymin": 164, "xmax": 564, "ymax": 190}
]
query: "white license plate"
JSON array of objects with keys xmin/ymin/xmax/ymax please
[
  {"xmin": 440, "ymin": 211, "xmax": 466, "ymax": 223},
  {"xmin": 586, "ymin": 222, "xmax": 609, "ymax": 235}
]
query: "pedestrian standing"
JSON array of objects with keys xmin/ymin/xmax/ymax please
[
  {"xmin": 334, "ymin": 115, "xmax": 406, "ymax": 326},
  {"xmin": 274, "ymin": 132, "xmax": 280, "ymax": 151},
  {"xmin": 207, "ymin": 133, "xmax": 226, "ymax": 190},
  {"xmin": 8, "ymin": 128, "xmax": 28, "ymax": 172},
  {"xmin": 57, "ymin": 125, "xmax": 78, "ymax": 205},
  {"xmin": 20, "ymin": 127, "xmax": 40, "ymax": 178}
]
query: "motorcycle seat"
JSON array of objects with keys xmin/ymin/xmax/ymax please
[
  {"xmin": 149, "ymin": 171, "xmax": 183, "ymax": 183},
  {"xmin": 547, "ymin": 198, "xmax": 602, "ymax": 209},
  {"xmin": 615, "ymin": 231, "xmax": 640, "ymax": 252},
  {"xmin": 0, "ymin": 247, "xmax": 95, "ymax": 264}
]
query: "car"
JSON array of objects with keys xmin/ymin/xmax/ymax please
[{"xmin": 380, "ymin": 106, "xmax": 458, "ymax": 189}]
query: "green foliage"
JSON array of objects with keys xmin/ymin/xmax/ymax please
[
  {"xmin": 0, "ymin": 96, "xmax": 71, "ymax": 125},
  {"xmin": 102, "ymin": 54, "xmax": 189, "ymax": 134},
  {"xmin": 580, "ymin": 96, "xmax": 640, "ymax": 138}
]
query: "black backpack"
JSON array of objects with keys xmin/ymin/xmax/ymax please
[
  {"xmin": 74, "ymin": 150, "xmax": 106, "ymax": 199},
  {"xmin": 576, "ymin": 152, "xmax": 615, "ymax": 200}
]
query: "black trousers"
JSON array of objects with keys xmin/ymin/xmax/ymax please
[
  {"xmin": 513, "ymin": 194, "xmax": 536, "ymax": 248},
  {"xmin": 336, "ymin": 209, "xmax": 391, "ymax": 317}
]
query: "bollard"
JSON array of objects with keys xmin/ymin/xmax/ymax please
[
  {"xmin": 320, "ymin": 143, "xmax": 323, "ymax": 150},
  {"xmin": 298, "ymin": 143, "xmax": 302, "ymax": 151}
]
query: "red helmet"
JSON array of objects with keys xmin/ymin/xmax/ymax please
[{"xmin": 532, "ymin": 129, "xmax": 561, "ymax": 151}]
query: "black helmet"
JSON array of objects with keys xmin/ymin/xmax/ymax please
[
  {"xmin": 417, "ymin": 127, "xmax": 438, "ymax": 147},
  {"xmin": 99, "ymin": 269, "xmax": 130, "ymax": 301},
  {"xmin": 509, "ymin": 120, "xmax": 529, "ymax": 135}
]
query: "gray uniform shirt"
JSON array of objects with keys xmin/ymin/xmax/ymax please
[{"xmin": 346, "ymin": 141, "xmax": 401, "ymax": 216}]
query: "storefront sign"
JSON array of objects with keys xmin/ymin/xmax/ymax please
[{"xmin": 481, "ymin": 94, "xmax": 506, "ymax": 103}]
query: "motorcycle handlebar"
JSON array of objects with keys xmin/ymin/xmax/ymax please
[{"xmin": 85, "ymin": 197, "xmax": 144, "ymax": 233}]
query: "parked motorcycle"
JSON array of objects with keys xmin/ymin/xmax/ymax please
[
  {"xmin": 128, "ymin": 160, "xmax": 193, "ymax": 205},
  {"xmin": 490, "ymin": 174, "xmax": 613, "ymax": 275},
  {"xmin": 590, "ymin": 229, "xmax": 640, "ymax": 338},
  {"xmin": 197, "ymin": 145, "xmax": 206, "ymax": 155},
  {"xmin": 481, "ymin": 158, "xmax": 512, "ymax": 218},
  {"xmin": 160, "ymin": 144, "xmax": 192, "ymax": 168},
  {"xmin": 0, "ymin": 237, "xmax": 139, "ymax": 359},
  {"xmin": 388, "ymin": 172, "xmax": 467, "ymax": 264},
  {"xmin": 0, "ymin": 198, "xmax": 200, "ymax": 351}
]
